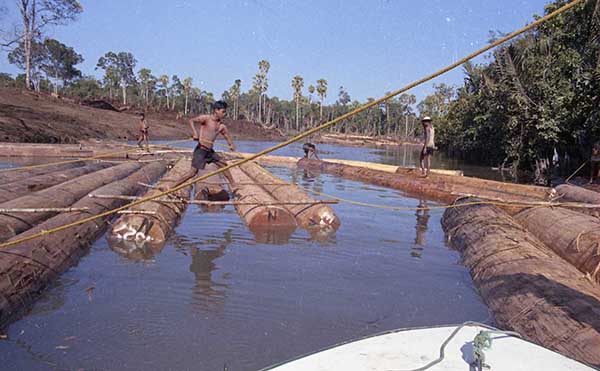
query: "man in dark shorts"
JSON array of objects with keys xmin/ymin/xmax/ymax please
[
  {"xmin": 174, "ymin": 101, "xmax": 236, "ymax": 188},
  {"xmin": 302, "ymin": 142, "xmax": 320, "ymax": 159},
  {"xmin": 420, "ymin": 116, "xmax": 436, "ymax": 177},
  {"xmin": 137, "ymin": 113, "xmax": 150, "ymax": 151}
]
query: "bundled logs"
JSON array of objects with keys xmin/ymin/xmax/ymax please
[
  {"xmin": 442, "ymin": 198, "xmax": 600, "ymax": 367},
  {"xmin": 0, "ymin": 163, "xmax": 143, "ymax": 242},
  {"xmin": 0, "ymin": 162, "xmax": 168, "ymax": 328}
]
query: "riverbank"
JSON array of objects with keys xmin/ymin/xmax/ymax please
[{"xmin": 0, "ymin": 89, "xmax": 284, "ymax": 143}]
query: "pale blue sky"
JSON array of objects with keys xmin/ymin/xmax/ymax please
[{"xmin": 0, "ymin": 0, "xmax": 550, "ymax": 103}]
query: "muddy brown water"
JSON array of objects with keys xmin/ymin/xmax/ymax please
[{"xmin": 0, "ymin": 141, "xmax": 491, "ymax": 370}]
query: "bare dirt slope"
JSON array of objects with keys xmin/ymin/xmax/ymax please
[{"xmin": 0, "ymin": 89, "xmax": 283, "ymax": 143}]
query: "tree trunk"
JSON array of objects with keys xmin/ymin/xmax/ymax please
[
  {"xmin": 223, "ymin": 164, "xmax": 296, "ymax": 243},
  {"xmin": 184, "ymin": 94, "xmax": 189, "ymax": 114},
  {"xmin": 442, "ymin": 198, "xmax": 600, "ymax": 368},
  {"xmin": 238, "ymin": 161, "xmax": 339, "ymax": 237},
  {"xmin": 0, "ymin": 162, "xmax": 111, "ymax": 203},
  {"xmin": 515, "ymin": 206, "xmax": 600, "ymax": 285},
  {"xmin": 109, "ymin": 158, "xmax": 189, "ymax": 246},
  {"xmin": 122, "ymin": 85, "xmax": 127, "ymax": 105},
  {"xmin": 0, "ymin": 162, "xmax": 87, "ymax": 186}
]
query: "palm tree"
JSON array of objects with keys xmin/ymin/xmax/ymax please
[
  {"xmin": 182, "ymin": 77, "xmax": 193, "ymax": 114},
  {"xmin": 159, "ymin": 75, "xmax": 170, "ymax": 110},
  {"xmin": 316, "ymin": 78, "xmax": 327, "ymax": 121},
  {"xmin": 291, "ymin": 75, "xmax": 304, "ymax": 131}
]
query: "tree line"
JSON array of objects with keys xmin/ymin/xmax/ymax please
[{"xmin": 419, "ymin": 0, "xmax": 599, "ymax": 178}]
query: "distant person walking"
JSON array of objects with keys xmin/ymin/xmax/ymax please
[
  {"xmin": 137, "ymin": 113, "xmax": 150, "ymax": 151},
  {"xmin": 302, "ymin": 142, "xmax": 320, "ymax": 160},
  {"xmin": 420, "ymin": 116, "xmax": 436, "ymax": 177}
]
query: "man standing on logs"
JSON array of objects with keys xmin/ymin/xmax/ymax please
[
  {"xmin": 420, "ymin": 116, "xmax": 436, "ymax": 177},
  {"xmin": 174, "ymin": 101, "xmax": 236, "ymax": 188},
  {"xmin": 137, "ymin": 113, "xmax": 150, "ymax": 152}
]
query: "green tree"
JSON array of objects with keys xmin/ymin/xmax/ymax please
[
  {"xmin": 96, "ymin": 51, "xmax": 137, "ymax": 105},
  {"xmin": 252, "ymin": 59, "xmax": 270, "ymax": 123},
  {"xmin": 228, "ymin": 79, "xmax": 242, "ymax": 119},
  {"xmin": 182, "ymin": 77, "xmax": 193, "ymax": 114},
  {"xmin": 3, "ymin": 0, "xmax": 82, "ymax": 89},
  {"xmin": 40, "ymin": 38, "xmax": 83, "ymax": 94},
  {"xmin": 137, "ymin": 68, "xmax": 156, "ymax": 107},
  {"xmin": 316, "ymin": 78, "xmax": 327, "ymax": 121},
  {"xmin": 159, "ymin": 74, "xmax": 170, "ymax": 110}
]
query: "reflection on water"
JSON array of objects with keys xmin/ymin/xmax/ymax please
[
  {"xmin": 0, "ymin": 143, "xmax": 491, "ymax": 371},
  {"xmin": 186, "ymin": 229, "xmax": 232, "ymax": 312},
  {"xmin": 411, "ymin": 200, "xmax": 430, "ymax": 259}
]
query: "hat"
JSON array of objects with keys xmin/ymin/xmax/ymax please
[{"xmin": 422, "ymin": 116, "xmax": 432, "ymax": 122}]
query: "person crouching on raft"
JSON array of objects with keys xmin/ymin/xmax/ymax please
[
  {"xmin": 174, "ymin": 100, "xmax": 236, "ymax": 188},
  {"xmin": 303, "ymin": 142, "xmax": 320, "ymax": 160},
  {"xmin": 420, "ymin": 116, "xmax": 436, "ymax": 177}
]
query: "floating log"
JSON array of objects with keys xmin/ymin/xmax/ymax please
[
  {"xmin": 298, "ymin": 158, "xmax": 549, "ymax": 211},
  {"xmin": 515, "ymin": 207, "xmax": 600, "ymax": 285},
  {"xmin": 0, "ymin": 162, "xmax": 167, "ymax": 328},
  {"xmin": 0, "ymin": 162, "xmax": 111, "ymax": 203},
  {"xmin": 442, "ymin": 198, "xmax": 600, "ymax": 367},
  {"xmin": 194, "ymin": 163, "xmax": 230, "ymax": 213},
  {"xmin": 0, "ymin": 161, "xmax": 87, "ymax": 185},
  {"xmin": 223, "ymin": 164, "xmax": 297, "ymax": 244},
  {"xmin": 109, "ymin": 158, "xmax": 192, "ymax": 245},
  {"xmin": 554, "ymin": 184, "xmax": 600, "ymax": 217},
  {"xmin": 237, "ymin": 161, "xmax": 340, "ymax": 237},
  {"xmin": 556, "ymin": 184, "xmax": 600, "ymax": 204},
  {"xmin": 0, "ymin": 162, "xmax": 143, "ymax": 242}
]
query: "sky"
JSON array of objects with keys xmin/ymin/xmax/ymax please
[{"xmin": 0, "ymin": 0, "xmax": 551, "ymax": 104}]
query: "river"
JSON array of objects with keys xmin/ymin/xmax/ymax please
[{"xmin": 0, "ymin": 141, "xmax": 492, "ymax": 370}]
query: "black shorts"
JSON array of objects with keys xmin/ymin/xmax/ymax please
[
  {"xmin": 192, "ymin": 145, "xmax": 221, "ymax": 170},
  {"xmin": 421, "ymin": 146, "xmax": 435, "ymax": 158}
]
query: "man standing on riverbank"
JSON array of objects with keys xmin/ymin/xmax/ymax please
[
  {"xmin": 173, "ymin": 101, "xmax": 236, "ymax": 188},
  {"xmin": 420, "ymin": 116, "xmax": 436, "ymax": 177}
]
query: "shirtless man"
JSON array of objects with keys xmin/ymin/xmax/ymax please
[
  {"xmin": 302, "ymin": 142, "xmax": 320, "ymax": 160},
  {"xmin": 419, "ymin": 116, "xmax": 436, "ymax": 177},
  {"xmin": 137, "ymin": 113, "xmax": 150, "ymax": 151},
  {"xmin": 175, "ymin": 101, "xmax": 236, "ymax": 187}
]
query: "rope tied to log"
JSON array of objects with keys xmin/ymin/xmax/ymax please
[{"xmin": 0, "ymin": 0, "xmax": 585, "ymax": 250}]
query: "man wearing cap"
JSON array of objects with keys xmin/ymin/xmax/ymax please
[{"xmin": 420, "ymin": 116, "xmax": 436, "ymax": 177}]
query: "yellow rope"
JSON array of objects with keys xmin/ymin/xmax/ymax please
[
  {"xmin": 0, "ymin": 138, "xmax": 193, "ymax": 173},
  {"xmin": 0, "ymin": 0, "xmax": 583, "ymax": 249}
]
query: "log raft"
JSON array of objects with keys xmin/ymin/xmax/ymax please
[
  {"xmin": 0, "ymin": 162, "xmax": 112, "ymax": 203},
  {"xmin": 0, "ymin": 162, "xmax": 143, "ymax": 242},
  {"xmin": 0, "ymin": 162, "xmax": 168, "ymax": 328},
  {"xmin": 224, "ymin": 165, "xmax": 297, "ymax": 243},
  {"xmin": 108, "ymin": 158, "xmax": 192, "ymax": 247},
  {"xmin": 236, "ymin": 161, "xmax": 340, "ymax": 237},
  {"xmin": 442, "ymin": 198, "xmax": 600, "ymax": 367},
  {"xmin": 298, "ymin": 158, "xmax": 551, "ymax": 210}
]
